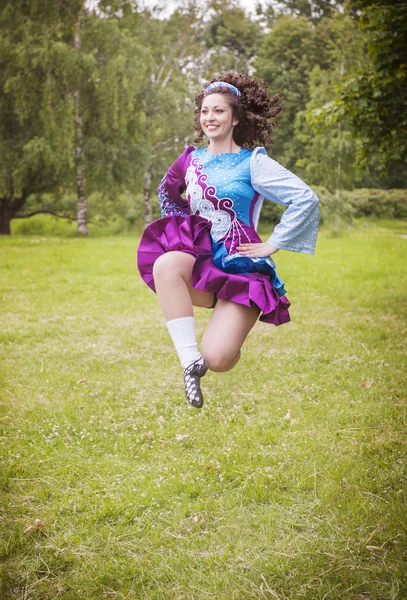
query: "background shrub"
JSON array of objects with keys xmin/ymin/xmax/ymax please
[
  {"xmin": 11, "ymin": 188, "xmax": 407, "ymax": 236},
  {"xmin": 348, "ymin": 189, "xmax": 407, "ymax": 219}
]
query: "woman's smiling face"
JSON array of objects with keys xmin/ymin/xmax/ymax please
[{"xmin": 200, "ymin": 93, "xmax": 239, "ymax": 142}]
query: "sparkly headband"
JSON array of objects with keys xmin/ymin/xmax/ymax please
[{"xmin": 204, "ymin": 81, "xmax": 241, "ymax": 97}]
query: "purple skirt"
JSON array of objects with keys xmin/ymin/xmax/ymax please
[{"xmin": 137, "ymin": 215, "xmax": 290, "ymax": 326}]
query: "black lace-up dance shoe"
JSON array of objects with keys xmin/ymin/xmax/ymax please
[{"xmin": 183, "ymin": 358, "xmax": 208, "ymax": 408}]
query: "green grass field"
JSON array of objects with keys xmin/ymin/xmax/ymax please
[{"xmin": 1, "ymin": 224, "xmax": 406, "ymax": 599}]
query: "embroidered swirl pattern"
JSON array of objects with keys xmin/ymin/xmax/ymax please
[
  {"xmin": 185, "ymin": 158, "xmax": 242, "ymax": 243},
  {"xmin": 158, "ymin": 175, "xmax": 189, "ymax": 217}
]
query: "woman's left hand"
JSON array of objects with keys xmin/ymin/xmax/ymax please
[{"xmin": 237, "ymin": 242, "xmax": 279, "ymax": 258}]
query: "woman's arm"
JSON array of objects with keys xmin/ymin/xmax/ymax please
[
  {"xmin": 248, "ymin": 147, "xmax": 319, "ymax": 254},
  {"xmin": 158, "ymin": 146, "xmax": 195, "ymax": 217}
]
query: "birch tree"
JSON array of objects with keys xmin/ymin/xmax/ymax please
[
  {"xmin": 135, "ymin": 3, "xmax": 205, "ymax": 224},
  {"xmin": 74, "ymin": 1, "xmax": 88, "ymax": 234},
  {"xmin": 0, "ymin": 0, "xmax": 147, "ymax": 234},
  {"xmin": 0, "ymin": 0, "xmax": 75, "ymax": 234}
]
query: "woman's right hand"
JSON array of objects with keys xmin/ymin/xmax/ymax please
[{"xmin": 237, "ymin": 242, "xmax": 279, "ymax": 258}]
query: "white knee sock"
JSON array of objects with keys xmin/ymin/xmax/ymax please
[{"xmin": 166, "ymin": 316, "xmax": 202, "ymax": 369}]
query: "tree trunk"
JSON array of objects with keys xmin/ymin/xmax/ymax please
[
  {"xmin": 0, "ymin": 199, "xmax": 11, "ymax": 235},
  {"xmin": 335, "ymin": 57, "xmax": 345, "ymax": 232},
  {"xmin": 74, "ymin": 6, "xmax": 88, "ymax": 235},
  {"xmin": 143, "ymin": 107, "xmax": 153, "ymax": 225},
  {"xmin": 74, "ymin": 89, "xmax": 88, "ymax": 236},
  {"xmin": 143, "ymin": 169, "xmax": 152, "ymax": 225},
  {"xmin": 0, "ymin": 196, "xmax": 27, "ymax": 235}
]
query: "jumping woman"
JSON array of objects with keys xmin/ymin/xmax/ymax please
[{"xmin": 137, "ymin": 72, "xmax": 319, "ymax": 408}]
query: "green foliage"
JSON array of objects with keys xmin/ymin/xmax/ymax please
[
  {"xmin": 127, "ymin": 3, "xmax": 207, "ymax": 218},
  {"xmin": 264, "ymin": 0, "xmax": 345, "ymax": 21},
  {"xmin": 0, "ymin": 1, "xmax": 77, "ymax": 199},
  {"xmin": 19, "ymin": 185, "xmax": 406, "ymax": 234},
  {"xmin": 348, "ymin": 188, "xmax": 407, "ymax": 220},
  {"xmin": 336, "ymin": 0, "xmax": 407, "ymax": 168},
  {"xmin": 79, "ymin": 10, "xmax": 148, "ymax": 194},
  {"xmin": 0, "ymin": 0, "xmax": 149, "ymax": 233},
  {"xmin": 295, "ymin": 15, "xmax": 367, "ymax": 189},
  {"xmin": 205, "ymin": 0, "xmax": 261, "ymax": 73},
  {"xmin": 314, "ymin": 186, "xmax": 356, "ymax": 228},
  {"xmin": 11, "ymin": 214, "xmax": 78, "ymax": 236},
  {"xmin": 12, "ymin": 188, "xmax": 146, "ymax": 235},
  {"xmin": 22, "ymin": 192, "xmax": 77, "ymax": 218},
  {"xmin": 315, "ymin": 186, "xmax": 407, "ymax": 226},
  {"xmin": 258, "ymin": 198, "xmax": 286, "ymax": 225},
  {"xmin": 256, "ymin": 6, "xmax": 407, "ymax": 190},
  {"xmin": 1, "ymin": 0, "xmax": 406, "ymax": 235},
  {"xmin": 255, "ymin": 15, "xmax": 326, "ymax": 170}
]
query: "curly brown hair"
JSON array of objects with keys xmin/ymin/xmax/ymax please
[{"xmin": 193, "ymin": 71, "xmax": 283, "ymax": 150}]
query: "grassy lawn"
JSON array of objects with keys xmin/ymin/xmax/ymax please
[{"xmin": 0, "ymin": 224, "xmax": 406, "ymax": 599}]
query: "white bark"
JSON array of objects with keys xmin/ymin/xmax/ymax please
[
  {"xmin": 143, "ymin": 169, "xmax": 152, "ymax": 225},
  {"xmin": 74, "ymin": 5, "xmax": 88, "ymax": 235}
]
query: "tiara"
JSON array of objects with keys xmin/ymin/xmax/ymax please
[{"xmin": 204, "ymin": 81, "xmax": 241, "ymax": 97}]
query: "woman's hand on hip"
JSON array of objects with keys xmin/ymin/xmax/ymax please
[{"xmin": 237, "ymin": 242, "xmax": 279, "ymax": 258}]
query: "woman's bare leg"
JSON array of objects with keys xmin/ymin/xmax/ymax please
[
  {"xmin": 153, "ymin": 251, "xmax": 214, "ymax": 320},
  {"xmin": 152, "ymin": 251, "xmax": 214, "ymax": 408},
  {"xmin": 152, "ymin": 252, "xmax": 259, "ymax": 404},
  {"xmin": 201, "ymin": 300, "xmax": 260, "ymax": 372}
]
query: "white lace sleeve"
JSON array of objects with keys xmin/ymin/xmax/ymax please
[{"xmin": 250, "ymin": 147, "xmax": 319, "ymax": 254}]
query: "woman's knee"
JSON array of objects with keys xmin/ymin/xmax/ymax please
[
  {"xmin": 153, "ymin": 252, "xmax": 193, "ymax": 280},
  {"xmin": 201, "ymin": 346, "xmax": 241, "ymax": 372}
]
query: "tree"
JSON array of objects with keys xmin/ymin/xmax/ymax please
[
  {"xmin": 0, "ymin": 0, "xmax": 147, "ymax": 234},
  {"xmin": 132, "ymin": 2, "xmax": 207, "ymax": 224},
  {"xmin": 133, "ymin": 0, "xmax": 264, "ymax": 225},
  {"xmin": 335, "ymin": 0, "xmax": 407, "ymax": 169},
  {"xmin": 0, "ymin": 0, "xmax": 76, "ymax": 234},
  {"xmin": 295, "ymin": 14, "xmax": 366, "ymax": 190},
  {"xmin": 259, "ymin": 0, "xmax": 345, "ymax": 21},
  {"xmin": 204, "ymin": 0, "xmax": 261, "ymax": 74},
  {"xmin": 255, "ymin": 15, "xmax": 325, "ymax": 170},
  {"xmin": 73, "ymin": 0, "xmax": 88, "ymax": 234},
  {"xmin": 73, "ymin": 4, "xmax": 148, "ymax": 214}
]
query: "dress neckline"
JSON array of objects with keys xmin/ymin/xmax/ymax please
[{"xmin": 204, "ymin": 146, "xmax": 243, "ymax": 156}]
